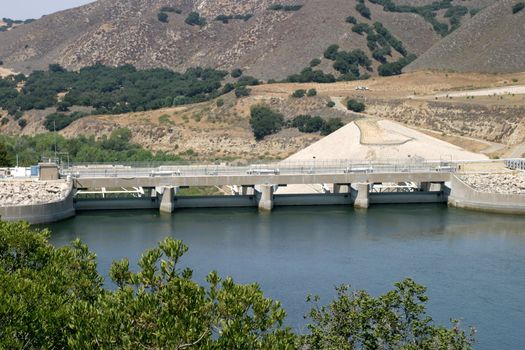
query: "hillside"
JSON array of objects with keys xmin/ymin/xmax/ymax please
[
  {"xmin": 407, "ymin": 0, "xmax": 525, "ymax": 73},
  {"xmin": 0, "ymin": 0, "xmax": 464, "ymax": 79}
]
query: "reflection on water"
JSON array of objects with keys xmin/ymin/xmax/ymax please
[{"xmin": 47, "ymin": 204, "xmax": 525, "ymax": 350}]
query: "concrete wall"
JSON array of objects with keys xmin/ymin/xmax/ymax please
[
  {"xmin": 447, "ymin": 175, "xmax": 525, "ymax": 214},
  {"xmin": 0, "ymin": 183, "xmax": 75, "ymax": 224}
]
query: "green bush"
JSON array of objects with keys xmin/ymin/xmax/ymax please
[
  {"xmin": 291, "ymin": 115, "xmax": 343, "ymax": 135},
  {"xmin": 269, "ymin": 4, "xmax": 303, "ymax": 11},
  {"xmin": 307, "ymin": 88, "xmax": 317, "ymax": 97},
  {"xmin": 513, "ymin": 2, "xmax": 525, "ymax": 13},
  {"xmin": 292, "ymin": 89, "xmax": 307, "ymax": 98},
  {"xmin": 351, "ymin": 23, "xmax": 369, "ymax": 34},
  {"xmin": 1, "ymin": 117, "xmax": 9, "ymax": 125},
  {"xmin": 310, "ymin": 58, "xmax": 321, "ymax": 67},
  {"xmin": 234, "ymin": 86, "xmax": 251, "ymax": 98},
  {"xmin": 356, "ymin": 3, "xmax": 371, "ymax": 19},
  {"xmin": 326, "ymin": 101, "xmax": 335, "ymax": 108},
  {"xmin": 347, "ymin": 99, "xmax": 366, "ymax": 112},
  {"xmin": 320, "ymin": 118, "xmax": 344, "ymax": 135},
  {"xmin": 231, "ymin": 68, "xmax": 243, "ymax": 78},
  {"xmin": 160, "ymin": 6, "xmax": 181, "ymax": 13},
  {"xmin": 56, "ymin": 101, "xmax": 71, "ymax": 112},
  {"xmin": 286, "ymin": 68, "xmax": 336, "ymax": 83},
  {"xmin": 44, "ymin": 112, "xmax": 87, "ymax": 131},
  {"xmin": 157, "ymin": 12, "xmax": 169, "ymax": 23},
  {"xmin": 249, "ymin": 105, "xmax": 284, "ymax": 140},
  {"xmin": 215, "ymin": 14, "xmax": 253, "ymax": 23},
  {"xmin": 216, "ymin": 98, "xmax": 224, "ymax": 107},
  {"xmin": 185, "ymin": 12, "xmax": 207, "ymax": 26},
  {"xmin": 378, "ymin": 54, "xmax": 417, "ymax": 76},
  {"xmin": 17, "ymin": 118, "xmax": 27, "ymax": 129},
  {"xmin": 222, "ymin": 82, "xmax": 235, "ymax": 94},
  {"xmin": 237, "ymin": 75, "xmax": 260, "ymax": 86},
  {"xmin": 346, "ymin": 15, "xmax": 357, "ymax": 24},
  {"xmin": 324, "ymin": 44, "xmax": 340, "ymax": 60}
]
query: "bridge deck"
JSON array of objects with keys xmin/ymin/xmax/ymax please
[{"xmin": 66, "ymin": 160, "xmax": 456, "ymax": 189}]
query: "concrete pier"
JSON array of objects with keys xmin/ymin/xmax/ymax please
[
  {"xmin": 257, "ymin": 185, "xmax": 274, "ymax": 212},
  {"xmin": 354, "ymin": 183, "xmax": 370, "ymax": 209},
  {"xmin": 159, "ymin": 187, "xmax": 177, "ymax": 213}
]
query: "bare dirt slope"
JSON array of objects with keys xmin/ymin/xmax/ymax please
[
  {"xmin": 406, "ymin": 0, "xmax": 525, "ymax": 73},
  {"xmin": 0, "ymin": 0, "xmax": 442, "ymax": 79}
]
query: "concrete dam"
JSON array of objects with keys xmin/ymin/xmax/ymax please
[{"xmin": 1, "ymin": 159, "xmax": 524, "ymax": 224}]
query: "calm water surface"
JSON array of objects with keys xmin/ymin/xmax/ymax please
[{"xmin": 47, "ymin": 204, "xmax": 525, "ymax": 350}]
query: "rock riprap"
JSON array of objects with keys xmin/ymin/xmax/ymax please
[
  {"xmin": 0, "ymin": 181, "xmax": 70, "ymax": 207},
  {"xmin": 459, "ymin": 172, "xmax": 525, "ymax": 195}
]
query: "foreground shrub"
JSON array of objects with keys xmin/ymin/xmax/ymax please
[
  {"xmin": 250, "ymin": 105, "xmax": 284, "ymax": 140},
  {"xmin": 0, "ymin": 222, "xmax": 474, "ymax": 349}
]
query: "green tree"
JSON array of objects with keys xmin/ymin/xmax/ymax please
[
  {"xmin": 0, "ymin": 222, "xmax": 475, "ymax": 349},
  {"xmin": 157, "ymin": 11, "xmax": 169, "ymax": 23},
  {"xmin": 310, "ymin": 58, "xmax": 322, "ymax": 67},
  {"xmin": 512, "ymin": 2, "xmax": 525, "ymax": 14},
  {"xmin": 347, "ymin": 99, "xmax": 366, "ymax": 112},
  {"xmin": 292, "ymin": 89, "xmax": 307, "ymax": 98},
  {"xmin": 17, "ymin": 118, "xmax": 27, "ymax": 129},
  {"xmin": 356, "ymin": 3, "xmax": 371, "ymax": 19},
  {"xmin": 0, "ymin": 141, "xmax": 12, "ymax": 166},
  {"xmin": 185, "ymin": 12, "xmax": 207, "ymax": 26},
  {"xmin": 249, "ymin": 105, "xmax": 284, "ymax": 140},
  {"xmin": 235, "ymin": 85, "xmax": 251, "ymax": 98},
  {"xmin": 307, "ymin": 88, "xmax": 317, "ymax": 97},
  {"xmin": 302, "ymin": 279, "xmax": 475, "ymax": 349},
  {"xmin": 346, "ymin": 15, "xmax": 357, "ymax": 24},
  {"xmin": 324, "ymin": 44, "xmax": 340, "ymax": 60},
  {"xmin": 231, "ymin": 68, "xmax": 243, "ymax": 78},
  {"xmin": 0, "ymin": 222, "xmax": 297, "ymax": 349},
  {"xmin": 352, "ymin": 23, "xmax": 370, "ymax": 34},
  {"xmin": 320, "ymin": 118, "xmax": 344, "ymax": 135}
]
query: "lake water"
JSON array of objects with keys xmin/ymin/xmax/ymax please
[{"xmin": 47, "ymin": 204, "xmax": 525, "ymax": 349}]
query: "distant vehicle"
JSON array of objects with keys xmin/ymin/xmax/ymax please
[
  {"xmin": 355, "ymin": 86, "xmax": 369, "ymax": 91},
  {"xmin": 436, "ymin": 166, "xmax": 455, "ymax": 172},
  {"xmin": 150, "ymin": 170, "xmax": 182, "ymax": 177},
  {"xmin": 344, "ymin": 167, "xmax": 373, "ymax": 174},
  {"xmin": 247, "ymin": 168, "xmax": 280, "ymax": 175}
]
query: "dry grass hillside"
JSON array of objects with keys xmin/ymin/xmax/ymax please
[
  {"xmin": 0, "ymin": 0, "xmax": 460, "ymax": 79},
  {"xmin": 407, "ymin": 0, "xmax": 525, "ymax": 73},
  {"xmin": 3, "ymin": 71, "xmax": 524, "ymax": 160}
]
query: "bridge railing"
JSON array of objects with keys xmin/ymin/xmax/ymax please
[
  {"xmin": 506, "ymin": 159, "xmax": 525, "ymax": 171},
  {"xmin": 60, "ymin": 159, "xmax": 460, "ymax": 179}
]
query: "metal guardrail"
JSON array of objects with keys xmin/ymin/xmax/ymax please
[{"xmin": 60, "ymin": 159, "xmax": 460, "ymax": 179}]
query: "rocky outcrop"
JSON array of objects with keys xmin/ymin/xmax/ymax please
[
  {"xmin": 458, "ymin": 172, "xmax": 525, "ymax": 195},
  {"xmin": 0, "ymin": 181, "xmax": 70, "ymax": 207}
]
